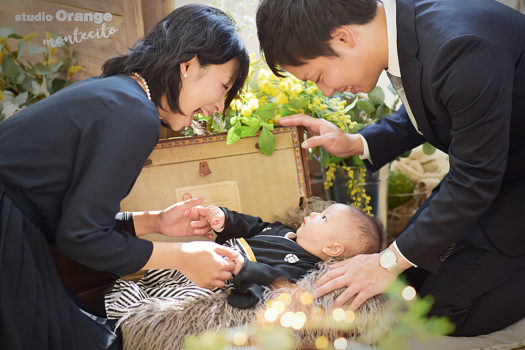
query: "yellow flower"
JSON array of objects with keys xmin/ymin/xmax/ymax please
[
  {"xmin": 231, "ymin": 99, "xmax": 243, "ymax": 111},
  {"xmin": 247, "ymin": 98, "xmax": 259, "ymax": 111},
  {"xmin": 67, "ymin": 65, "xmax": 84, "ymax": 80},
  {"xmin": 241, "ymin": 106, "xmax": 252, "ymax": 117},
  {"xmin": 0, "ymin": 90, "xmax": 3, "ymax": 101},
  {"xmin": 275, "ymin": 92, "xmax": 288, "ymax": 105}
]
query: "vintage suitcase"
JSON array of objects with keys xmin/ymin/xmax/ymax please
[{"xmin": 120, "ymin": 126, "xmax": 311, "ymax": 242}]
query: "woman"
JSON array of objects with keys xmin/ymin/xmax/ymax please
[{"xmin": 0, "ymin": 4, "xmax": 249, "ymax": 350}]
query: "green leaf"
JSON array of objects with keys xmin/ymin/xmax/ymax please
[
  {"xmin": 278, "ymin": 104, "xmax": 297, "ymax": 117},
  {"xmin": 368, "ymin": 86, "xmax": 385, "ymax": 106},
  {"xmin": 9, "ymin": 33, "xmax": 23, "ymax": 39},
  {"xmin": 239, "ymin": 117, "xmax": 260, "ymax": 137},
  {"xmin": 344, "ymin": 96, "xmax": 359, "ymax": 112},
  {"xmin": 319, "ymin": 148, "xmax": 331, "ymax": 169},
  {"xmin": 357, "ymin": 100, "xmax": 375, "ymax": 115},
  {"xmin": 254, "ymin": 102, "xmax": 276, "ymax": 120},
  {"xmin": 288, "ymin": 96, "xmax": 308, "ymax": 109},
  {"xmin": 422, "ymin": 142, "xmax": 436, "ymax": 155},
  {"xmin": 13, "ymin": 91, "xmax": 28, "ymax": 105},
  {"xmin": 51, "ymin": 78, "xmax": 66, "ymax": 93},
  {"xmin": 226, "ymin": 124, "xmax": 241, "ymax": 145},
  {"xmin": 34, "ymin": 63, "xmax": 53, "ymax": 75},
  {"xmin": 17, "ymin": 40, "xmax": 26, "ymax": 59},
  {"xmin": 15, "ymin": 68, "xmax": 26, "ymax": 84},
  {"xmin": 258, "ymin": 126, "xmax": 276, "ymax": 156},
  {"xmin": 352, "ymin": 155, "xmax": 365, "ymax": 167},
  {"xmin": 27, "ymin": 43, "xmax": 47, "ymax": 54},
  {"xmin": 2, "ymin": 57, "xmax": 19, "ymax": 80},
  {"xmin": 0, "ymin": 27, "xmax": 14, "ymax": 39}
]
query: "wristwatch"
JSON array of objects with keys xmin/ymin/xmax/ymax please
[{"xmin": 379, "ymin": 248, "xmax": 400, "ymax": 272}]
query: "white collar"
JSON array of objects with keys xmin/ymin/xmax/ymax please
[
  {"xmin": 383, "ymin": 0, "xmax": 401, "ymax": 77},
  {"xmin": 284, "ymin": 232, "xmax": 297, "ymax": 241}
]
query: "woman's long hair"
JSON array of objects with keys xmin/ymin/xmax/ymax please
[{"xmin": 102, "ymin": 4, "xmax": 249, "ymax": 114}]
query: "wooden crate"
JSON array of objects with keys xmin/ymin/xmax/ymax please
[{"xmin": 121, "ymin": 126, "xmax": 311, "ymax": 239}]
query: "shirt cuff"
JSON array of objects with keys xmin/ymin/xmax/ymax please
[
  {"xmin": 358, "ymin": 134, "xmax": 372, "ymax": 162},
  {"xmin": 393, "ymin": 240, "xmax": 417, "ymax": 268}
]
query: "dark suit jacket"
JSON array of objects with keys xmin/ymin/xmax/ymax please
[{"xmin": 360, "ymin": 0, "xmax": 525, "ymax": 272}]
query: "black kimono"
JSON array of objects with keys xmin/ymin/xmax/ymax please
[
  {"xmin": 105, "ymin": 208, "xmax": 322, "ymax": 318},
  {"xmin": 0, "ymin": 75, "xmax": 159, "ymax": 349}
]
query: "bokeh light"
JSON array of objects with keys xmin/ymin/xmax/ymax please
[
  {"xmin": 332, "ymin": 308, "xmax": 346, "ymax": 321},
  {"xmin": 315, "ymin": 336, "xmax": 329, "ymax": 349},
  {"xmin": 300, "ymin": 291, "xmax": 314, "ymax": 305},
  {"xmin": 402, "ymin": 286, "xmax": 417, "ymax": 301},
  {"xmin": 232, "ymin": 331, "xmax": 248, "ymax": 346},
  {"xmin": 334, "ymin": 337, "xmax": 348, "ymax": 349}
]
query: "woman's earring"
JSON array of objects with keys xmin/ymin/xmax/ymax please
[{"xmin": 183, "ymin": 73, "xmax": 188, "ymax": 78}]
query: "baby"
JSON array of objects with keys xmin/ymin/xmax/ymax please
[{"xmin": 105, "ymin": 200, "xmax": 382, "ymax": 318}]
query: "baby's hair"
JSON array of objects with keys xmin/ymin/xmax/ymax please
[
  {"xmin": 274, "ymin": 197, "xmax": 383, "ymax": 258},
  {"xmin": 345, "ymin": 206, "xmax": 383, "ymax": 256}
]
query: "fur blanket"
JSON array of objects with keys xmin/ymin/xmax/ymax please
[{"xmin": 118, "ymin": 262, "xmax": 393, "ymax": 350}]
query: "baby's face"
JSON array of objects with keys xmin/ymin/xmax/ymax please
[{"xmin": 296, "ymin": 203, "xmax": 355, "ymax": 258}]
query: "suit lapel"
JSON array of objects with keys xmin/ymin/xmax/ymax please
[{"xmin": 396, "ymin": 0, "xmax": 445, "ymax": 149}]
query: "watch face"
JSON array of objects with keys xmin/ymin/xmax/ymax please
[{"xmin": 380, "ymin": 250, "xmax": 397, "ymax": 269}]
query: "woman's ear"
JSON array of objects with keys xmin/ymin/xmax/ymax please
[
  {"xmin": 330, "ymin": 25, "xmax": 356, "ymax": 49},
  {"xmin": 180, "ymin": 55, "xmax": 199, "ymax": 78},
  {"xmin": 322, "ymin": 242, "xmax": 345, "ymax": 257}
]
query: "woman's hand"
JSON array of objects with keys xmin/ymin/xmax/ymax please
[
  {"xmin": 314, "ymin": 253, "xmax": 398, "ymax": 310},
  {"xmin": 278, "ymin": 114, "xmax": 364, "ymax": 157},
  {"xmin": 177, "ymin": 241, "xmax": 238, "ymax": 288},
  {"xmin": 231, "ymin": 254, "xmax": 245, "ymax": 275},
  {"xmin": 156, "ymin": 197, "xmax": 216, "ymax": 238},
  {"xmin": 189, "ymin": 205, "xmax": 225, "ymax": 233}
]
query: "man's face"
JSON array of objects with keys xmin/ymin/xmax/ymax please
[{"xmin": 282, "ymin": 29, "xmax": 385, "ymax": 97}]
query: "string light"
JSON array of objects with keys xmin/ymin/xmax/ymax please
[
  {"xmin": 334, "ymin": 337, "xmax": 348, "ymax": 349},
  {"xmin": 402, "ymin": 286, "xmax": 417, "ymax": 301}
]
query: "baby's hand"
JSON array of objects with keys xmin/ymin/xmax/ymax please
[
  {"xmin": 232, "ymin": 254, "xmax": 245, "ymax": 275},
  {"xmin": 205, "ymin": 205, "xmax": 225, "ymax": 232}
]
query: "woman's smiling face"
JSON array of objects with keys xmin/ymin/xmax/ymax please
[{"xmin": 158, "ymin": 56, "xmax": 238, "ymax": 131}]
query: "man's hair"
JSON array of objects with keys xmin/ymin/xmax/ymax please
[
  {"xmin": 102, "ymin": 4, "xmax": 249, "ymax": 115},
  {"xmin": 256, "ymin": 0, "xmax": 378, "ymax": 77}
]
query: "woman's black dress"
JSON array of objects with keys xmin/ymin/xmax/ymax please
[{"xmin": 0, "ymin": 75, "xmax": 160, "ymax": 349}]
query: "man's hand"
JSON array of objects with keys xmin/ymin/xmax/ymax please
[
  {"xmin": 278, "ymin": 114, "xmax": 364, "ymax": 157},
  {"xmin": 314, "ymin": 253, "xmax": 399, "ymax": 310}
]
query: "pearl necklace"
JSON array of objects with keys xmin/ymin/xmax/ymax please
[{"xmin": 131, "ymin": 72, "xmax": 151, "ymax": 101}]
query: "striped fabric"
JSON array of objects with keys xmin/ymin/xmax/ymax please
[{"xmin": 105, "ymin": 238, "xmax": 245, "ymax": 320}]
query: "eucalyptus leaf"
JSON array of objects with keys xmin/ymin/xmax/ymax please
[
  {"xmin": 21, "ymin": 76, "xmax": 34, "ymax": 93},
  {"xmin": 422, "ymin": 142, "xmax": 436, "ymax": 155},
  {"xmin": 357, "ymin": 100, "xmax": 375, "ymax": 115},
  {"xmin": 13, "ymin": 91, "xmax": 28, "ymax": 105},
  {"xmin": 17, "ymin": 40, "xmax": 26, "ymax": 59},
  {"xmin": 27, "ymin": 43, "xmax": 47, "ymax": 54},
  {"xmin": 15, "ymin": 69, "xmax": 26, "ymax": 84},
  {"xmin": 2, "ymin": 57, "xmax": 19, "ymax": 80},
  {"xmin": 258, "ymin": 126, "xmax": 275, "ymax": 156},
  {"xmin": 368, "ymin": 86, "xmax": 385, "ymax": 106},
  {"xmin": 344, "ymin": 96, "xmax": 359, "ymax": 112},
  {"xmin": 0, "ymin": 27, "xmax": 14, "ymax": 39},
  {"xmin": 34, "ymin": 63, "xmax": 53, "ymax": 75}
]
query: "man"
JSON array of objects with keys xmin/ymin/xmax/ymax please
[{"xmin": 256, "ymin": 0, "xmax": 525, "ymax": 336}]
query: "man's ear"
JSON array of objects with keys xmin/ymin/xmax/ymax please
[
  {"xmin": 330, "ymin": 25, "xmax": 356, "ymax": 49},
  {"xmin": 322, "ymin": 242, "xmax": 345, "ymax": 257}
]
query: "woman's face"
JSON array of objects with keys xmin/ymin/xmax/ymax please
[{"xmin": 157, "ymin": 56, "xmax": 238, "ymax": 131}]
